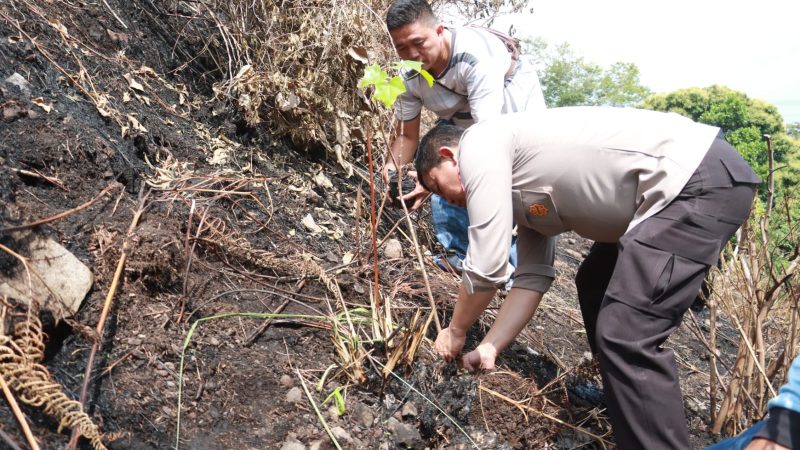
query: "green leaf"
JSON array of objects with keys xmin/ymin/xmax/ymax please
[
  {"xmin": 394, "ymin": 60, "xmax": 434, "ymax": 87},
  {"xmin": 323, "ymin": 387, "xmax": 346, "ymax": 416},
  {"xmin": 374, "ymin": 76, "xmax": 406, "ymax": 108},
  {"xmin": 359, "ymin": 64, "xmax": 389, "ymax": 89}
]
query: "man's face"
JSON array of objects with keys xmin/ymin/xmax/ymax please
[
  {"xmin": 422, "ymin": 156, "xmax": 466, "ymax": 208},
  {"xmin": 389, "ymin": 21, "xmax": 445, "ymax": 72}
]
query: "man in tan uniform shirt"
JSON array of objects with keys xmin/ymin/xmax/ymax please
[{"xmin": 415, "ymin": 107, "xmax": 761, "ymax": 450}]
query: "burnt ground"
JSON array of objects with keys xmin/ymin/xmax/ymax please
[{"xmin": 0, "ymin": 1, "xmax": 741, "ymax": 449}]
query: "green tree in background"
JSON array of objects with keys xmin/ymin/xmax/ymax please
[
  {"xmin": 642, "ymin": 86, "xmax": 783, "ymax": 135},
  {"xmin": 641, "ymin": 85, "xmax": 798, "ymax": 185},
  {"xmin": 787, "ymin": 122, "xmax": 800, "ymax": 138},
  {"xmin": 643, "ymin": 85, "xmax": 799, "ymax": 262},
  {"xmin": 522, "ymin": 37, "xmax": 650, "ymax": 107}
]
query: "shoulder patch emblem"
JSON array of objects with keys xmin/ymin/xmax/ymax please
[{"xmin": 528, "ymin": 203, "xmax": 549, "ymax": 217}]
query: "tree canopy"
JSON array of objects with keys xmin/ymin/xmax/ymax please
[
  {"xmin": 642, "ymin": 85, "xmax": 784, "ymax": 136},
  {"xmin": 522, "ymin": 37, "xmax": 650, "ymax": 108},
  {"xmin": 641, "ymin": 85, "xmax": 799, "ymax": 186}
]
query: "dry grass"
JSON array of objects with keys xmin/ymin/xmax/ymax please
[{"xmin": 708, "ymin": 198, "xmax": 799, "ymax": 436}]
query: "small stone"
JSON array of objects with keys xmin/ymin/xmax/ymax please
[
  {"xmin": 383, "ymin": 239, "xmax": 403, "ymax": 259},
  {"xmin": 163, "ymin": 362, "xmax": 176, "ymax": 371},
  {"xmin": 208, "ymin": 336, "xmax": 220, "ymax": 346},
  {"xmin": 387, "ymin": 417, "xmax": 421, "ymax": 447},
  {"xmin": 280, "ymin": 374, "xmax": 294, "ymax": 388},
  {"xmin": 5, "ymin": 73, "xmax": 31, "ymax": 97},
  {"xmin": 155, "ymin": 369, "xmax": 169, "ymax": 377},
  {"xmin": 331, "ymin": 426, "xmax": 352, "ymax": 442},
  {"xmin": 401, "ymin": 401, "xmax": 418, "ymax": 418},
  {"xmin": 566, "ymin": 238, "xmax": 577, "ymax": 245},
  {"xmin": 279, "ymin": 437, "xmax": 306, "ymax": 450},
  {"xmin": 2, "ymin": 105, "xmax": 23, "ymax": 122},
  {"xmin": 327, "ymin": 405, "xmax": 340, "ymax": 421},
  {"xmin": 286, "ymin": 387, "xmax": 303, "ymax": 403},
  {"xmin": 127, "ymin": 337, "xmax": 143, "ymax": 346},
  {"xmin": 308, "ymin": 441, "xmax": 323, "ymax": 450},
  {"xmin": 353, "ymin": 403, "xmax": 375, "ymax": 427}
]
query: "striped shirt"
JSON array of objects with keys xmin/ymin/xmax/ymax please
[{"xmin": 394, "ymin": 26, "xmax": 545, "ymax": 126}]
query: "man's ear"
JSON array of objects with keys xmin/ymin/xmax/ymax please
[
  {"xmin": 435, "ymin": 23, "xmax": 445, "ymax": 36},
  {"xmin": 437, "ymin": 146, "xmax": 455, "ymax": 160}
]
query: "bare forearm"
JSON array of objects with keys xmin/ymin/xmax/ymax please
[
  {"xmin": 448, "ymin": 284, "xmax": 496, "ymax": 333},
  {"xmin": 388, "ymin": 135, "xmax": 416, "ymax": 169},
  {"xmin": 385, "ymin": 118, "xmax": 420, "ymax": 171},
  {"xmin": 479, "ymin": 287, "xmax": 543, "ymax": 354}
]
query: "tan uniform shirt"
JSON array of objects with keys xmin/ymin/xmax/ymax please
[{"xmin": 459, "ymin": 107, "xmax": 720, "ymax": 294}]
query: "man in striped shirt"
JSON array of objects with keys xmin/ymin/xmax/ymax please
[{"xmin": 382, "ymin": 0, "xmax": 545, "ymax": 271}]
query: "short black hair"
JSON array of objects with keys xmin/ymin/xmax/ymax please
[
  {"xmin": 415, "ymin": 123, "xmax": 465, "ymax": 191},
  {"xmin": 386, "ymin": 0, "xmax": 436, "ymax": 31}
]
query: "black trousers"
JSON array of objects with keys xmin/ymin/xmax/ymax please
[{"xmin": 575, "ymin": 138, "xmax": 760, "ymax": 450}]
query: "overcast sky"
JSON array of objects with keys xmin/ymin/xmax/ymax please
[{"xmin": 492, "ymin": 0, "xmax": 800, "ymax": 123}]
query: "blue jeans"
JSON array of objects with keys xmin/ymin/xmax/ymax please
[
  {"xmin": 431, "ymin": 195, "xmax": 517, "ymax": 269},
  {"xmin": 704, "ymin": 421, "xmax": 765, "ymax": 449}
]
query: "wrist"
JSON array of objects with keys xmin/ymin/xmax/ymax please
[
  {"xmin": 476, "ymin": 343, "xmax": 498, "ymax": 358},
  {"xmin": 448, "ymin": 326, "xmax": 468, "ymax": 337}
]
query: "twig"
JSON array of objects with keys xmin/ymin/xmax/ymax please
[
  {"xmin": 0, "ymin": 183, "xmax": 118, "ymax": 233},
  {"xmin": 366, "ymin": 127, "xmax": 382, "ymax": 315},
  {"xmin": 69, "ymin": 188, "xmax": 147, "ymax": 449},
  {"xmin": 479, "ymin": 384, "xmax": 611, "ymax": 448},
  {"xmin": 101, "ymin": 0, "xmax": 128, "ymax": 29},
  {"xmin": 244, "ymin": 298, "xmax": 290, "ymax": 345},
  {"xmin": 0, "ymin": 428, "xmax": 23, "ymax": 450},
  {"xmin": 728, "ymin": 314, "xmax": 778, "ymax": 398},
  {"xmin": 6, "ymin": 167, "xmax": 68, "ymax": 191},
  {"xmin": 0, "ymin": 374, "xmax": 41, "ymax": 450}
]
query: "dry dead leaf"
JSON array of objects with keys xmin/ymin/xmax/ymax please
[
  {"xmin": 135, "ymin": 65, "xmax": 157, "ymax": 78},
  {"xmin": 124, "ymin": 114, "xmax": 148, "ymax": 135},
  {"xmin": 47, "ymin": 19, "xmax": 69, "ymax": 38},
  {"xmin": 31, "ymin": 97, "xmax": 53, "ymax": 113},
  {"xmin": 302, "ymin": 214, "xmax": 323, "ymax": 234},
  {"xmin": 314, "ymin": 172, "xmax": 333, "ymax": 189},
  {"xmin": 134, "ymin": 93, "xmax": 151, "ymax": 106},
  {"xmin": 123, "ymin": 73, "xmax": 145, "ymax": 92},
  {"xmin": 347, "ymin": 47, "xmax": 368, "ymax": 64}
]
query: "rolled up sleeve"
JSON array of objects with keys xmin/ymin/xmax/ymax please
[
  {"xmin": 513, "ymin": 227, "xmax": 556, "ymax": 293},
  {"xmin": 394, "ymin": 84, "xmax": 423, "ymax": 122}
]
